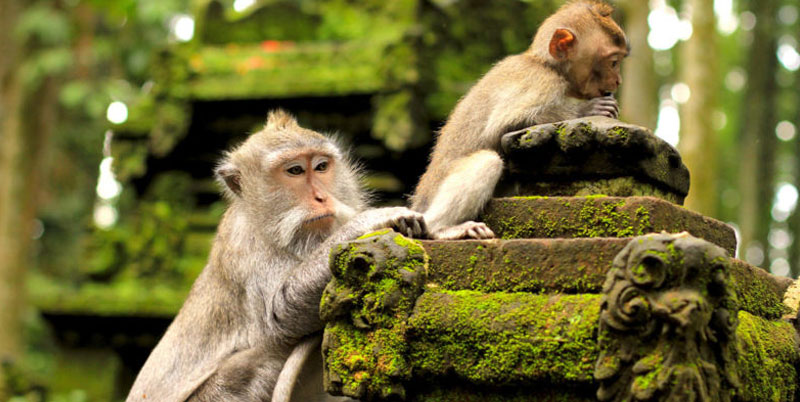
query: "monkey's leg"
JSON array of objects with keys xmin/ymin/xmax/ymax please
[{"xmin": 424, "ymin": 150, "xmax": 502, "ymax": 240}]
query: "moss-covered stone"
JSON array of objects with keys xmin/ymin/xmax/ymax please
[
  {"xmin": 421, "ymin": 238, "xmax": 788, "ymax": 319},
  {"xmin": 735, "ymin": 311, "xmax": 800, "ymax": 401},
  {"xmin": 501, "ymin": 177, "xmax": 682, "ymax": 204},
  {"xmin": 481, "ymin": 196, "xmax": 736, "ymax": 254},
  {"xmin": 501, "ymin": 117, "xmax": 689, "ymax": 203},
  {"xmin": 730, "ymin": 259, "xmax": 793, "ymax": 320},
  {"xmin": 324, "ymin": 289, "xmax": 800, "ymax": 400},
  {"xmin": 407, "ymin": 385, "xmax": 596, "ymax": 402},
  {"xmin": 408, "ymin": 291, "xmax": 601, "ymax": 385},
  {"xmin": 321, "ymin": 230, "xmax": 429, "ymax": 400},
  {"xmin": 595, "ymin": 233, "xmax": 740, "ymax": 401}
]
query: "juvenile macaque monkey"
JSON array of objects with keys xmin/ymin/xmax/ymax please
[
  {"xmin": 127, "ymin": 110, "xmax": 426, "ymax": 401},
  {"xmin": 411, "ymin": 0, "xmax": 628, "ymax": 239}
]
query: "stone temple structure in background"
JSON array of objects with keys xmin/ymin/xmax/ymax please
[{"xmin": 319, "ymin": 117, "xmax": 800, "ymax": 401}]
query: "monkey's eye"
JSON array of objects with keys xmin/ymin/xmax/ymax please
[
  {"xmin": 611, "ymin": 59, "xmax": 619, "ymax": 68},
  {"xmin": 286, "ymin": 165, "xmax": 305, "ymax": 176},
  {"xmin": 315, "ymin": 160, "xmax": 329, "ymax": 172}
]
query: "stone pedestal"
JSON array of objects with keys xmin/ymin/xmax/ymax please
[{"xmin": 320, "ymin": 118, "xmax": 800, "ymax": 401}]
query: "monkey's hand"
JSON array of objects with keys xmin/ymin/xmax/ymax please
[
  {"xmin": 432, "ymin": 221, "xmax": 495, "ymax": 240},
  {"xmin": 580, "ymin": 95, "xmax": 619, "ymax": 119},
  {"xmin": 358, "ymin": 207, "xmax": 428, "ymax": 239}
]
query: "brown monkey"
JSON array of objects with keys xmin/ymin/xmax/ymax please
[
  {"xmin": 127, "ymin": 110, "xmax": 426, "ymax": 401},
  {"xmin": 411, "ymin": 0, "xmax": 628, "ymax": 239}
]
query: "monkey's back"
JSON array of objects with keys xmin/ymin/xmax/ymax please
[{"xmin": 411, "ymin": 53, "xmax": 566, "ymax": 212}]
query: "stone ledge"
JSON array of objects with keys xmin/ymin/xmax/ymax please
[
  {"xmin": 421, "ymin": 238, "xmax": 790, "ymax": 320},
  {"xmin": 325, "ymin": 292, "xmax": 798, "ymax": 401},
  {"xmin": 480, "ymin": 196, "xmax": 736, "ymax": 254}
]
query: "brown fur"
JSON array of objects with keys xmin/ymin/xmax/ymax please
[{"xmin": 411, "ymin": 0, "xmax": 627, "ymax": 239}]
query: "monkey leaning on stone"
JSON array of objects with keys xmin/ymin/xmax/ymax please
[
  {"xmin": 411, "ymin": 0, "xmax": 629, "ymax": 240},
  {"xmin": 126, "ymin": 110, "xmax": 426, "ymax": 401}
]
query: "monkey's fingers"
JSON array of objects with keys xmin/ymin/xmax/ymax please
[
  {"xmin": 600, "ymin": 98, "xmax": 620, "ymax": 117},
  {"xmin": 410, "ymin": 217, "xmax": 428, "ymax": 238},
  {"xmin": 468, "ymin": 224, "xmax": 495, "ymax": 239},
  {"xmin": 593, "ymin": 105, "xmax": 618, "ymax": 118},
  {"xmin": 393, "ymin": 218, "xmax": 412, "ymax": 237},
  {"xmin": 408, "ymin": 216, "xmax": 428, "ymax": 238}
]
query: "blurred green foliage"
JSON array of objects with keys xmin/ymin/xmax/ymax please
[{"xmin": 17, "ymin": 0, "xmax": 800, "ymax": 398}]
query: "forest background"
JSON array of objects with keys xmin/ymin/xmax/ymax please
[{"xmin": 0, "ymin": 0, "xmax": 794, "ymax": 399}]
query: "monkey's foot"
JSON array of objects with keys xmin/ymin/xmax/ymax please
[
  {"xmin": 388, "ymin": 209, "xmax": 428, "ymax": 239},
  {"xmin": 432, "ymin": 221, "xmax": 495, "ymax": 240}
]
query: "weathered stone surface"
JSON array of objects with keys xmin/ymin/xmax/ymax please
[
  {"xmin": 408, "ymin": 291, "xmax": 601, "ymax": 384},
  {"xmin": 421, "ymin": 238, "xmax": 789, "ymax": 320},
  {"xmin": 500, "ymin": 117, "xmax": 689, "ymax": 203},
  {"xmin": 407, "ymin": 384, "xmax": 596, "ymax": 402},
  {"xmin": 595, "ymin": 233, "xmax": 739, "ymax": 402},
  {"xmin": 481, "ymin": 196, "xmax": 736, "ymax": 254},
  {"xmin": 322, "ymin": 233, "xmax": 799, "ymax": 401},
  {"xmin": 321, "ymin": 230, "xmax": 429, "ymax": 400},
  {"xmin": 736, "ymin": 311, "xmax": 800, "ymax": 401},
  {"xmin": 499, "ymin": 177, "xmax": 683, "ymax": 204}
]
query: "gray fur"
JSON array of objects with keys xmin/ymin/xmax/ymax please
[{"xmin": 127, "ymin": 110, "xmax": 425, "ymax": 401}]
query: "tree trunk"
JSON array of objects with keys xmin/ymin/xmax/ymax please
[
  {"xmin": 737, "ymin": 0, "xmax": 778, "ymax": 269},
  {"xmin": 0, "ymin": 0, "xmax": 26, "ymax": 395},
  {"xmin": 619, "ymin": 0, "xmax": 657, "ymax": 129},
  {"xmin": 679, "ymin": 0, "xmax": 719, "ymax": 217},
  {"xmin": 0, "ymin": 0, "xmax": 59, "ymax": 395}
]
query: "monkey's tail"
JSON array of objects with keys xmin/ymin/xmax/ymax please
[{"xmin": 272, "ymin": 334, "xmax": 322, "ymax": 402}]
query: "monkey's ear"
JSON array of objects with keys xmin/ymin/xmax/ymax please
[
  {"xmin": 215, "ymin": 161, "xmax": 242, "ymax": 196},
  {"xmin": 549, "ymin": 28, "xmax": 576, "ymax": 60}
]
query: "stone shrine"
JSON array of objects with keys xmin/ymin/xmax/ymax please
[{"xmin": 319, "ymin": 117, "xmax": 800, "ymax": 401}]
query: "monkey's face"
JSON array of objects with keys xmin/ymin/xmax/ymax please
[
  {"xmin": 569, "ymin": 32, "xmax": 626, "ymax": 99},
  {"xmin": 271, "ymin": 150, "xmax": 339, "ymax": 234}
]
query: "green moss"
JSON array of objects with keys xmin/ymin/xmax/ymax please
[
  {"xmin": 554, "ymin": 123, "xmax": 567, "ymax": 139},
  {"xmin": 492, "ymin": 197, "xmax": 652, "ymax": 240},
  {"xmin": 392, "ymin": 233, "xmax": 425, "ymax": 255},
  {"xmin": 608, "ymin": 126, "xmax": 629, "ymax": 141},
  {"xmin": 729, "ymin": 263, "xmax": 791, "ymax": 320},
  {"xmin": 735, "ymin": 311, "xmax": 800, "ymax": 401},
  {"xmin": 408, "ymin": 290, "xmax": 602, "ymax": 385},
  {"xmin": 358, "ymin": 228, "xmax": 393, "ymax": 240},
  {"xmin": 325, "ymin": 322, "xmax": 411, "ymax": 399}
]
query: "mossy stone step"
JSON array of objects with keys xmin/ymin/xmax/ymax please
[
  {"xmin": 324, "ymin": 292, "xmax": 799, "ymax": 402},
  {"xmin": 322, "ymin": 231, "xmax": 799, "ymax": 401},
  {"xmin": 421, "ymin": 238, "xmax": 790, "ymax": 320},
  {"xmin": 480, "ymin": 196, "xmax": 736, "ymax": 254}
]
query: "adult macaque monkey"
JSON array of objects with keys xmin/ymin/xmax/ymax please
[
  {"xmin": 411, "ymin": 0, "xmax": 628, "ymax": 240},
  {"xmin": 127, "ymin": 110, "xmax": 426, "ymax": 401}
]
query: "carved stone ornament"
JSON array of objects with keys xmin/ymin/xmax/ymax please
[
  {"xmin": 595, "ymin": 232, "xmax": 740, "ymax": 402},
  {"xmin": 320, "ymin": 230, "xmax": 429, "ymax": 400}
]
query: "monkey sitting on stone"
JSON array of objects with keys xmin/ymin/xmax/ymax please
[
  {"xmin": 411, "ymin": 0, "xmax": 628, "ymax": 240},
  {"xmin": 126, "ymin": 110, "xmax": 426, "ymax": 401}
]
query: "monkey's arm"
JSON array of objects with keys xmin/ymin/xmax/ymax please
[{"xmin": 268, "ymin": 207, "xmax": 426, "ymax": 339}]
